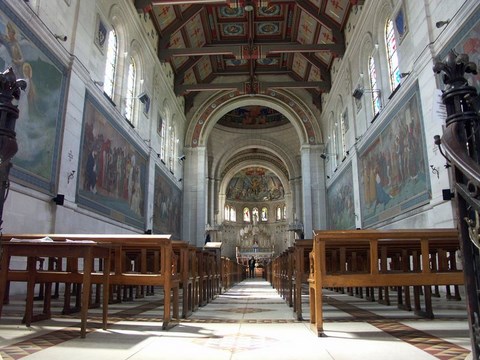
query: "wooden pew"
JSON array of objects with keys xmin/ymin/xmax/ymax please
[
  {"xmin": 0, "ymin": 233, "xmax": 180, "ymax": 331},
  {"xmin": 0, "ymin": 239, "xmax": 112, "ymax": 338},
  {"xmin": 293, "ymin": 239, "xmax": 313, "ymax": 321},
  {"xmin": 308, "ymin": 229, "xmax": 464, "ymax": 336}
]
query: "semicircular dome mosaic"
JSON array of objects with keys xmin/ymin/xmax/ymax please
[
  {"xmin": 226, "ymin": 167, "xmax": 285, "ymax": 202},
  {"xmin": 218, "ymin": 106, "xmax": 289, "ymax": 129}
]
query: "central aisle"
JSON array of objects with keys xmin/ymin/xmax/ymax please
[{"xmin": 0, "ymin": 278, "xmax": 471, "ymax": 359}]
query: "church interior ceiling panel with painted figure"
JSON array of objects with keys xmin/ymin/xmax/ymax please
[
  {"xmin": 217, "ymin": 106, "xmax": 289, "ymax": 129},
  {"xmin": 358, "ymin": 84, "xmax": 431, "ymax": 227},
  {"xmin": 0, "ymin": 1, "xmax": 67, "ymax": 193},
  {"xmin": 327, "ymin": 163, "xmax": 355, "ymax": 230},
  {"xmin": 77, "ymin": 93, "xmax": 147, "ymax": 229},
  {"xmin": 226, "ymin": 167, "xmax": 284, "ymax": 202}
]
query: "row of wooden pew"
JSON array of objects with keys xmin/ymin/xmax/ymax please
[
  {"xmin": 267, "ymin": 229, "xmax": 464, "ymax": 336},
  {"xmin": 0, "ymin": 234, "xmax": 245, "ymax": 337}
]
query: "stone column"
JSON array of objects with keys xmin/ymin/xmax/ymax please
[
  {"xmin": 182, "ymin": 146, "xmax": 207, "ymax": 246},
  {"xmin": 300, "ymin": 144, "xmax": 326, "ymax": 237}
]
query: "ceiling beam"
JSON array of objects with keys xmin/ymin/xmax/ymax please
[
  {"xmin": 159, "ymin": 43, "xmax": 344, "ymax": 60},
  {"xmin": 176, "ymin": 79, "xmax": 330, "ymax": 95},
  {"xmin": 262, "ymin": 81, "xmax": 330, "ymax": 92},
  {"xmin": 176, "ymin": 82, "xmax": 243, "ymax": 95}
]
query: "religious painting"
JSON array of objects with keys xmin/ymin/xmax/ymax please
[
  {"xmin": 226, "ymin": 167, "xmax": 285, "ymax": 202},
  {"xmin": 327, "ymin": 164, "xmax": 355, "ymax": 230},
  {"xmin": 0, "ymin": 1, "xmax": 67, "ymax": 194},
  {"xmin": 218, "ymin": 106, "xmax": 289, "ymax": 129},
  {"xmin": 438, "ymin": 10, "xmax": 480, "ymax": 92},
  {"xmin": 358, "ymin": 83, "xmax": 430, "ymax": 227},
  {"xmin": 153, "ymin": 166, "xmax": 181, "ymax": 239},
  {"xmin": 77, "ymin": 92, "xmax": 147, "ymax": 229}
]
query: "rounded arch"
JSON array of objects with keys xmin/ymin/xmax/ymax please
[
  {"xmin": 217, "ymin": 159, "xmax": 293, "ymax": 224},
  {"xmin": 185, "ymin": 90, "xmax": 323, "ymax": 148},
  {"xmin": 213, "ymin": 137, "xmax": 299, "ymax": 181}
]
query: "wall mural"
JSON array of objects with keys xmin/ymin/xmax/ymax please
[
  {"xmin": 359, "ymin": 83, "xmax": 430, "ymax": 227},
  {"xmin": 0, "ymin": 1, "xmax": 66, "ymax": 193},
  {"xmin": 77, "ymin": 92, "xmax": 147, "ymax": 229},
  {"xmin": 226, "ymin": 167, "xmax": 284, "ymax": 202},
  {"xmin": 153, "ymin": 166, "xmax": 181, "ymax": 239},
  {"xmin": 218, "ymin": 106, "xmax": 289, "ymax": 129},
  {"xmin": 327, "ymin": 163, "xmax": 355, "ymax": 230}
]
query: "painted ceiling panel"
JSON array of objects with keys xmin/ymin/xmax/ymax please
[
  {"xmin": 296, "ymin": 11, "xmax": 317, "ymax": 45},
  {"xmin": 141, "ymin": 0, "xmax": 358, "ymax": 109}
]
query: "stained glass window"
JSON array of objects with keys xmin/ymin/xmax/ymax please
[
  {"xmin": 159, "ymin": 114, "xmax": 166, "ymax": 161},
  {"xmin": 261, "ymin": 207, "xmax": 268, "ymax": 221},
  {"xmin": 230, "ymin": 206, "xmax": 236, "ymax": 222},
  {"xmin": 103, "ymin": 28, "xmax": 117, "ymax": 99},
  {"xmin": 368, "ymin": 55, "xmax": 381, "ymax": 115},
  {"xmin": 125, "ymin": 57, "xmax": 136, "ymax": 122},
  {"xmin": 276, "ymin": 206, "xmax": 282, "ymax": 220},
  {"xmin": 386, "ymin": 19, "xmax": 400, "ymax": 91},
  {"xmin": 243, "ymin": 207, "xmax": 251, "ymax": 222}
]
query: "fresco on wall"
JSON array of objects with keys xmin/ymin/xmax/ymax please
[
  {"xmin": 0, "ymin": 2, "xmax": 66, "ymax": 193},
  {"xmin": 153, "ymin": 166, "xmax": 181, "ymax": 239},
  {"xmin": 77, "ymin": 92, "xmax": 147, "ymax": 229},
  {"xmin": 359, "ymin": 84, "xmax": 430, "ymax": 227},
  {"xmin": 439, "ymin": 9, "xmax": 480, "ymax": 91},
  {"xmin": 327, "ymin": 164, "xmax": 355, "ymax": 230},
  {"xmin": 218, "ymin": 106, "xmax": 289, "ymax": 129},
  {"xmin": 226, "ymin": 167, "xmax": 285, "ymax": 202}
]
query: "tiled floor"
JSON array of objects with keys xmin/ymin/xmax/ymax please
[{"xmin": 0, "ymin": 278, "xmax": 472, "ymax": 360}]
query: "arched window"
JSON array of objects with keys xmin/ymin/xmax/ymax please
[
  {"xmin": 339, "ymin": 110, "xmax": 347, "ymax": 157},
  {"xmin": 252, "ymin": 208, "xmax": 259, "ymax": 223},
  {"xmin": 368, "ymin": 55, "xmax": 381, "ymax": 115},
  {"xmin": 243, "ymin": 207, "xmax": 251, "ymax": 222},
  {"xmin": 276, "ymin": 206, "xmax": 282, "ymax": 220},
  {"xmin": 168, "ymin": 126, "xmax": 175, "ymax": 172},
  {"xmin": 261, "ymin": 207, "xmax": 268, "ymax": 221},
  {"xmin": 385, "ymin": 18, "xmax": 400, "ymax": 91},
  {"xmin": 230, "ymin": 207, "xmax": 236, "ymax": 222},
  {"xmin": 283, "ymin": 205, "xmax": 287, "ymax": 220},
  {"xmin": 125, "ymin": 57, "xmax": 137, "ymax": 123},
  {"xmin": 103, "ymin": 28, "xmax": 118, "ymax": 99},
  {"xmin": 159, "ymin": 114, "xmax": 166, "ymax": 162},
  {"xmin": 224, "ymin": 205, "xmax": 229, "ymax": 221}
]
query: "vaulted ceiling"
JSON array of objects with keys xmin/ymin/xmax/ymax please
[{"xmin": 134, "ymin": 0, "xmax": 361, "ymax": 111}]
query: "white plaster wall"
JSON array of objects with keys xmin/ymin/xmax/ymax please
[
  {"xmin": 319, "ymin": 0, "xmax": 479, "ymax": 230},
  {"xmin": 1, "ymin": 0, "xmax": 185, "ymax": 239}
]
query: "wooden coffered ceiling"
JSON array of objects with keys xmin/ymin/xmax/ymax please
[{"xmin": 134, "ymin": 0, "xmax": 361, "ymax": 110}]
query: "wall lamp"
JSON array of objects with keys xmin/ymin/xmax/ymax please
[
  {"xmin": 400, "ymin": 72, "xmax": 411, "ymax": 78},
  {"xmin": 94, "ymin": 81, "xmax": 104, "ymax": 86},
  {"xmin": 54, "ymin": 34, "xmax": 67, "ymax": 41},
  {"xmin": 178, "ymin": 155, "xmax": 186, "ymax": 161},
  {"xmin": 352, "ymin": 86, "xmax": 381, "ymax": 100},
  {"xmin": 320, "ymin": 153, "xmax": 335, "ymax": 159},
  {"xmin": 52, "ymin": 194, "xmax": 65, "ymax": 206},
  {"xmin": 436, "ymin": 19, "xmax": 450, "ymax": 28}
]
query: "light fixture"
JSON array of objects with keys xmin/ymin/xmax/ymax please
[
  {"xmin": 352, "ymin": 86, "xmax": 381, "ymax": 100},
  {"xmin": 94, "ymin": 81, "xmax": 104, "ymax": 86},
  {"xmin": 52, "ymin": 194, "xmax": 65, "ymax": 206},
  {"xmin": 320, "ymin": 153, "xmax": 335, "ymax": 159},
  {"xmin": 400, "ymin": 72, "xmax": 411, "ymax": 78},
  {"xmin": 178, "ymin": 155, "xmax": 186, "ymax": 161},
  {"xmin": 436, "ymin": 19, "xmax": 450, "ymax": 28},
  {"xmin": 244, "ymin": 1, "xmax": 254, "ymax": 11},
  {"xmin": 54, "ymin": 34, "xmax": 67, "ymax": 41}
]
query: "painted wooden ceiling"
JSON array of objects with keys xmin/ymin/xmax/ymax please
[{"xmin": 134, "ymin": 0, "xmax": 361, "ymax": 110}]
